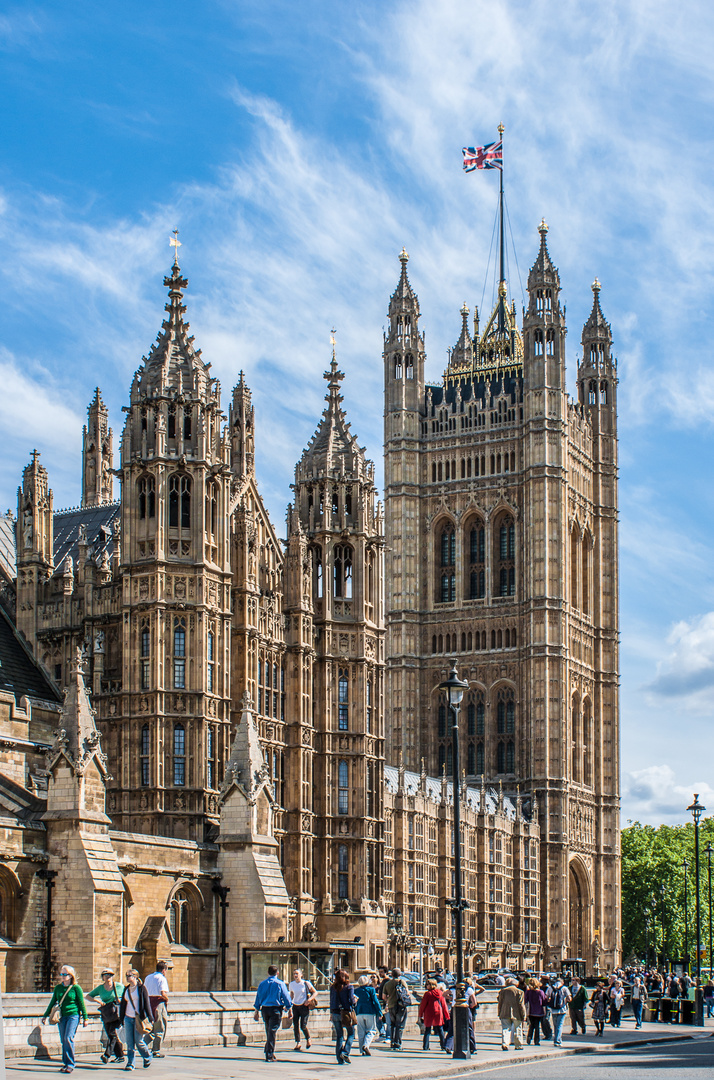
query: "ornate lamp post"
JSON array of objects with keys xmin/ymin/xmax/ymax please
[
  {"xmin": 687, "ymin": 794, "xmax": 706, "ymax": 1026},
  {"xmin": 660, "ymin": 883, "xmax": 666, "ymax": 970},
  {"xmin": 707, "ymin": 843, "xmax": 713, "ymax": 991},
  {"xmin": 439, "ymin": 663, "xmax": 471, "ymax": 1059}
]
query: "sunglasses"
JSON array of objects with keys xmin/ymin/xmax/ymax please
[{"xmin": 60, "ymin": 973, "xmax": 71, "ymax": 978}]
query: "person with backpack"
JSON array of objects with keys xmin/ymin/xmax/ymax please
[
  {"xmin": 549, "ymin": 977, "xmax": 571, "ymax": 1047},
  {"xmin": 382, "ymin": 967, "xmax": 411, "ymax": 1050},
  {"xmin": 86, "ymin": 967, "xmax": 125, "ymax": 1063},
  {"xmin": 568, "ymin": 976, "xmax": 587, "ymax": 1034}
]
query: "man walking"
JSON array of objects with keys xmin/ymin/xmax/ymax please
[
  {"xmin": 568, "ymin": 976, "xmax": 587, "ymax": 1034},
  {"xmin": 381, "ymin": 967, "xmax": 411, "ymax": 1050},
  {"xmin": 549, "ymin": 977, "xmax": 571, "ymax": 1047},
  {"xmin": 497, "ymin": 977, "xmax": 525, "ymax": 1050},
  {"xmin": 253, "ymin": 965, "xmax": 292, "ymax": 1062},
  {"xmin": 144, "ymin": 960, "xmax": 170, "ymax": 1058}
]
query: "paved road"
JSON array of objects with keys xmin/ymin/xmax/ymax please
[{"xmin": 452, "ymin": 1035, "xmax": 714, "ymax": 1079}]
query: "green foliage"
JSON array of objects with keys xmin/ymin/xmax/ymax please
[{"xmin": 622, "ymin": 818, "xmax": 714, "ymax": 966}]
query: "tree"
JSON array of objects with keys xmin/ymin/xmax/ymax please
[{"xmin": 622, "ymin": 818, "xmax": 714, "ymax": 968}]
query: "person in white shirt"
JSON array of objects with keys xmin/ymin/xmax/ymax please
[
  {"xmin": 144, "ymin": 961, "xmax": 170, "ymax": 1057},
  {"xmin": 289, "ymin": 968, "xmax": 317, "ymax": 1051}
]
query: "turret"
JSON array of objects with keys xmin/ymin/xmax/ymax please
[
  {"xmin": 384, "ymin": 249, "xmax": 425, "ymax": 423},
  {"xmin": 81, "ymin": 388, "xmax": 113, "ymax": 507},
  {"xmin": 578, "ymin": 280, "xmax": 617, "ymax": 434},
  {"xmin": 523, "ymin": 220, "xmax": 566, "ymax": 393},
  {"xmin": 229, "ymin": 372, "xmax": 255, "ymax": 480},
  {"xmin": 15, "ymin": 450, "xmax": 53, "ymax": 651}
]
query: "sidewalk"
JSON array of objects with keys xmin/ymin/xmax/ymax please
[{"xmin": 6, "ymin": 1018, "xmax": 710, "ymax": 1080}]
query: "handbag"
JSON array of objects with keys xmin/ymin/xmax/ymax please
[
  {"xmin": 48, "ymin": 985, "xmax": 72, "ymax": 1025},
  {"xmin": 139, "ymin": 1017, "xmax": 153, "ymax": 1035},
  {"xmin": 305, "ymin": 981, "xmax": 318, "ymax": 1010},
  {"xmin": 340, "ymin": 1008, "xmax": 357, "ymax": 1027},
  {"xmin": 99, "ymin": 986, "xmax": 121, "ymax": 1026}
]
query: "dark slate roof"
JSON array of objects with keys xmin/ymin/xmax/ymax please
[
  {"xmin": 0, "ymin": 771, "xmax": 46, "ymax": 822},
  {"xmin": 0, "ymin": 606, "xmax": 62, "ymax": 703},
  {"xmin": 0, "ymin": 513, "xmax": 16, "ymax": 583},
  {"xmin": 53, "ymin": 502, "xmax": 120, "ymax": 572}
]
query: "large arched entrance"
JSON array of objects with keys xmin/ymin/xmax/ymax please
[{"xmin": 568, "ymin": 861, "xmax": 589, "ymax": 958}]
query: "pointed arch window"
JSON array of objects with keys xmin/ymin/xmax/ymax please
[
  {"xmin": 338, "ymin": 761, "xmax": 349, "ymax": 815},
  {"xmin": 536, "ymin": 289, "xmax": 544, "ymax": 315},
  {"xmin": 469, "ymin": 519, "xmax": 485, "ymax": 599},
  {"xmin": 476, "ymin": 742, "xmax": 484, "ymax": 775},
  {"xmin": 395, "ymin": 354, "xmax": 403, "ymax": 379},
  {"xmin": 140, "ymin": 622, "xmax": 150, "ymax": 690},
  {"xmin": 338, "ymin": 669, "xmax": 349, "ymax": 730},
  {"xmin": 546, "ymin": 328, "xmax": 555, "ymax": 356},
  {"xmin": 534, "ymin": 329, "xmax": 544, "ymax": 356},
  {"xmin": 313, "ymin": 545, "xmax": 323, "ymax": 599},
  {"xmin": 169, "ymin": 888, "xmax": 195, "ymax": 945},
  {"xmin": 173, "ymin": 617, "xmax": 186, "ymax": 689},
  {"xmin": 582, "ymin": 533, "xmax": 590, "ymax": 615},
  {"xmin": 496, "ymin": 688, "xmax": 515, "ymax": 734},
  {"xmin": 173, "ymin": 723, "xmax": 186, "ymax": 786},
  {"xmin": 207, "ymin": 725, "xmax": 216, "ymax": 789},
  {"xmin": 169, "ymin": 474, "xmax": 191, "ymax": 529},
  {"xmin": 138, "ymin": 476, "xmax": 155, "ymax": 520},
  {"xmin": 495, "ymin": 514, "xmax": 515, "ymax": 596},
  {"xmin": 338, "ymin": 843, "xmax": 349, "ymax": 898},
  {"xmin": 140, "ymin": 723, "xmax": 150, "ymax": 786},
  {"xmin": 334, "ymin": 545, "xmax": 353, "ymax": 598},
  {"xmin": 467, "ymin": 743, "xmax": 475, "ymax": 774},
  {"xmin": 207, "ymin": 627, "xmax": 215, "ymax": 693},
  {"xmin": 405, "ymin": 354, "xmax": 414, "ymax": 379},
  {"xmin": 438, "ymin": 522, "xmax": 456, "ymax": 603},
  {"xmin": 206, "ymin": 482, "xmax": 218, "ymax": 537}
]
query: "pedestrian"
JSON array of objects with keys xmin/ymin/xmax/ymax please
[
  {"xmin": 86, "ymin": 967, "xmax": 125, "ymax": 1063},
  {"xmin": 609, "ymin": 979, "xmax": 624, "ymax": 1027},
  {"xmin": 289, "ymin": 967, "xmax": 317, "ymax": 1051},
  {"xmin": 376, "ymin": 966, "xmax": 390, "ymax": 1041},
  {"xmin": 549, "ymin": 977, "xmax": 571, "ymax": 1047},
  {"xmin": 382, "ymin": 967, "xmax": 411, "ymax": 1050},
  {"xmin": 330, "ymin": 968, "xmax": 357, "ymax": 1065},
  {"xmin": 590, "ymin": 983, "xmax": 607, "ymax": 1036},
  {"xmin": 417, "ymin": 978, "xmax": 449, "ymax": 1051},
  {"xmin": 143, "ymin": 961, "xmax": 170, "ymax": 1059},
  {"xmin": 539, "ymin": 976, "xmax": 553, "ymax": 1039},
  {"xmin": 119, "ymin": 968, "xmax": 154, "ymax": 1070},
  {"xmin": 568, "ymin": 975, "xmax": 587, "ymax": 1034},
  {"xmin": 630, "ymin": 975, "xmax": 645, "ymax": 1029},
  {"xmin": 524, "ymin": 978, "xmax": 547, "ymax": 1045},
  {"xmin": 354, "ymin": 973, "xmax": 383, "ymax": 1055},
  {"xmin": 41, "ymin": 964, "xmax": 88, "ymax": 1074},
  {"xmin": 253, "ymin": 965, "xmax": 292, "ymax": 1063},
  {"xmin": 497, "ymin": 976, "xmax": 525, "ymax": 1051}
]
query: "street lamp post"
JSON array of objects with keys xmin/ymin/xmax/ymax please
[
  {"xmin": 707, "ymin": 843, "xmax": 713, "ymax": 993},
  {"xmin": 660, "ymin": 883, "xmax": 666, "ymax": 970},
  {"xmin": 439, "ymin": 663, "xmax": 471, "ymax": 1060},
  {"xmin": 687, "ymin": 794, "xmax": 706, "ymax": 1027},
  {"xmin": 683, "ymin": 859, "xmax": 689, "ymax": 974}
]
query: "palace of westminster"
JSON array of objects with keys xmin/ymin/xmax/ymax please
[{"xmin": 0, "ymin": 220, "xmax": 620, "ymax": 992}]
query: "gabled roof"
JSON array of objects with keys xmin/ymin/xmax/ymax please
[
  {"xmin": 135, "ymin": 261, "xmax": 212, "ymax": 399},
  {"xmin": 0, "ymin": 605, "xmax": 61, "ymax": 704},
  {"xmin": 296, "ymin": 354, "xmax": 372, "ymax": 482}
]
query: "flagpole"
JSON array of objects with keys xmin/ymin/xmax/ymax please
[{"xmin": 498, "ymin": 123, "xmax": 505, "ymax": 335}]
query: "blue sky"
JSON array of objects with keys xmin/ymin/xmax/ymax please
[{"xmin": 1, "ymin": 0, "xmax": 713, "ymax": 825}]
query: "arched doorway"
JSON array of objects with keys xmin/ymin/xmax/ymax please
[{"xmin": 568, "ymin": 862, "xmax": 589, "ymax": 958}]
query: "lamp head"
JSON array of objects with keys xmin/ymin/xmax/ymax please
[
  {"xmin": 439, "ymin": 663, "xmax": 469, "ymax": 708},
  {"xmin": 687, "ymin": 793, "xmax": 706, "ymax": 824}
]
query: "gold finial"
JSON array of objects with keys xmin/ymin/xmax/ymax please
[
  {"xmin": 498, "ymin": 281, "xmax": 507, "ymax": 298},
  {"xmin": 539, "ymin": 218, "xmax": 549, "ymax": 235},
  {"xmin": 498, "ymin": 123, "xmax": 505, "ymax": 137},
  {"xmin": 461, "ymin": 302, "xmax": 469, "ymax": 317},
  {"xmin": 399, "ymin": 247, "xmax": 409, "ymax": 264},
  {"xmin": 592, "ymin": 278, "xmax": 601, "ymax": 294},
  {"xmin": 169, "ymin": 228, "xmax": 181, "ymax": 267},
  {"xmin": 330, "ymin": 327, "xmax": 336, "ymax": 358}
]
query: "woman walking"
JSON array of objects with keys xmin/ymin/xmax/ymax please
[
  {"xmin": 590, "ymin": 983, "xmax": 607, "ymax": 1036},
  {"xmin": 417, "ymin": 978, "xmax": 449, "ymax": 1051},
  {"xmin": 119, "ymin": 968, "xmax": 154, "ymax": 1070},
  {"xmin": 288, "ymin": 968, "xmax": 317, "ymax": 1051},
  {"xmin": 354, "ymin": 974, "xmax": 383, "ymax": 1055},
  {"xmin": 524, "ymin": 978, "xmax": 547, "ymax": 1045},
  {"xmin": 87, "ymin": 967, "xmax": 125, "ymax": 1063},
  {"xmin": 329, "ymin": 969, "xmax": 357, "ymax": 1065},
  {"xmin": 41, "ymin": 964, "xmax": 88, "ymax": 1074},
  {"xmin": 609, "ymin": 979, "xmax": 624, "ymax": 1027}
]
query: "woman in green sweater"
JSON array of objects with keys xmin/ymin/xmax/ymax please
[{"xmin": 42, "ymin": 965, "xmax": 88, "ymax": 1074}]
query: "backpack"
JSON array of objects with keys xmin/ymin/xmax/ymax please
[
  {"xmin": 395, "ymin": 980, "xmax": 412, "ymax": 1010},
  {"xmin": 552, "ymin": 986, "xmax": 567, "ymax": 1011}
]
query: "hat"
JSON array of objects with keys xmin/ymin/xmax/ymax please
[{"xmin": 101, "ymin": 969, "xmax": 114, "ymax": 976}]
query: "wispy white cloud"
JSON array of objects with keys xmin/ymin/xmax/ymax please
[
  {"xmin": 622, "ymin": 764, "xmax": 714, "ymax": 827},
  {"xmin": 646, "ymin": 611, "xmax": 714, "ymax": 713}
]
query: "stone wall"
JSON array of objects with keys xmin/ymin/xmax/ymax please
[{"xmin": 1, "ymin": 990, "xmax": 501, "ymax": 1059}]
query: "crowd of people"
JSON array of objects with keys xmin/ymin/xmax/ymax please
[{"xmin": 41, "ymin": 961, "xmax": 171, "ymax": 1073}]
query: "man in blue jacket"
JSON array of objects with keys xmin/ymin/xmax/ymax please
[{"xmin": 253, "ymin": 966, "xmax": 293, "ymax": 1062}]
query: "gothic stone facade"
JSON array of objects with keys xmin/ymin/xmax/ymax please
[{"xmin": 383, "ymin": 226, "xmax": 620, "ymax": 971}]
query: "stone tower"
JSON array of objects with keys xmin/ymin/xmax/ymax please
[
  {"xmin": 15, "ymin": 451, "xmax": 54, "ymax": 648},
  {"xmin": 82, "ymin": 388, "xmax": 114, "ymax": 507},
  {"xmin": 104, "ymin": 256, "xmax": 233, "ymax": 840},
  {"xmin": 382, "ymin": 223, "xmax": 620, "ymax": 972},
  {"xmin": 286, "ymin": 347, "xmax": 386, "ymax": 940}
]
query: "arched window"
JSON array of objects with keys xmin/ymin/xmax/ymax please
[
  {"xmin": 506, "ymin": 741, "xmax": 515, "ymax": 772},
  {"xmin": 546, "ymin": 328, "xmax": 555, "ymax": 356},
  {"xmin": 313, "ymin": 546, "xmax": 323, "ymax": 599},
  {"xmin": 534, "ymin": 330, "xmax": 543, "ymax": 356},
  {"xmin": 140, "ymin": 724, "xmax": 150, "ymax": 786},
  {"xmin": 394, "ymin": 354, "xmax": 403, "ymax": 379},
  {"xmin": 469, "ymin": 519, "xmax": 485, "ymax": 599},
  {"xmin": 207, "ymin": 725, "xmax": 216, "ymax": 789},
  {"xmin": 334, "ymin": 545, "xmax": 353, "ymax": 598},
  {"xmin": 138, "ymin": 476, "xmax": 155, "ymax": 520},
  {"xmin": 582, "ymin": 534, "xmax": 590, "ymax": 615},
  {"xmin": 338, "ymin": 844, "xmax": 349, "ymax": 899},
  {"xmin": 173, "ymin": 723, "xmax": 185, "ymax": 786},
  {"xmin": 571, "ymin": 526, "xmax": 580, "ymax": 609},
  {"xmin": 572, "ymin": 694, "xmax": 581, "ymax": 783},
  {"xmin": 169, "ymin": 888, "xmax": 195, "ymax": 945},
  {"xmin": 467, "ymin": 700, "xmax": 475, "ymax": 735},
  {"xmin": 495, "ymin": 513, "xmax": 515, "ymax": 597},
  {"xmin": 438, "ymin": 522, "xmax": 456, "ymax": 603},
  {"xmin": 338, "ymin": 669, "xmax": 349, "ymax": 730},
  {"xmin": 405, "ymin": 354, "xmax": 414, "ymax": 379},
  {"xmin": 169, "ymin": 474, "xmax": 191, "ymax": 529},
  {"xmin": 438, "ymin": 703, "xmax": 446, "ymax": 738},
  {"xmin": 496, "ymin": 688, "xmax": 515, "ymax": 734},
  {"xmin": 536, "ymin": 289, "xmax": 544, "ymax": 315},
  {"xmin": 476, "ymin": 743, "xmax": 484, "ymax": 775},
  {"xmin": 588, "ymin": 380, "xmax": 597, "ymax": 405},
  {"xmin": 173, "ymin": 617, "xmax": 186, "ymax": 689},
  {"xmin": 583, "ymin": 698, "xmax": 593, "ymax": 787},
  {"xmin": 207, "ymin": 628, "xmax": 215, "ymax": 693},
  {"xmin": 432, "ymin": 635, "xmax": 437, "ymax": 654},
  {"xmin": 476, "ymin": 697, "xmax": 485, "ymax": 735},
  {"xmin": 140, "ymin": 623, "xmax": 150, "ymax": 691},
  {"xmin": 467, "ymin": 743, "xmax": 475, "ymax": 774},
  {"xmin": 206, "ymin": 482, "xmax": 218, "ymax": 536},
  {"xmin": 183, "ymin": 408, "xmax": 192, "ymax": 439},
  {"xmin": 338, "ymin": 761, "xmax": 349, "ymax": 814}
]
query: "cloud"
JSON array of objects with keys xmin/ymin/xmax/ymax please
[
  {"xmin": 622, "ymin": 764, "xmax": 714, "ymax": 827},
  {"xmin": 646, "ymin": 611, "xmax": 714, "ymax": 712}
]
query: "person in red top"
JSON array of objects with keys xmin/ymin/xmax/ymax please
[{"xmin": 418, "ymin": 978, "xmax": 450, "ymax": 1051}]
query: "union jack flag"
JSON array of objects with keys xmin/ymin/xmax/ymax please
[{"xmin": 462, "ymin": 140, "xmax": 502, "ymax": 172}]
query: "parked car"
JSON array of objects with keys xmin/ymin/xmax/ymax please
[{"xmin": 401, "ymin": 972, "xmax": 422, "ymax": 987}]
